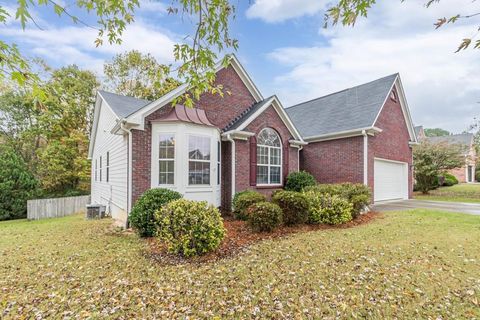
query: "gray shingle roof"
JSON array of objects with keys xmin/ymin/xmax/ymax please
[
  {"xmin": 223, "ymin": 96, "xmax": 275, "ymax": 132},
  {"xmin": 427, "ymin": 133, "xmax": 473, "ymax": 147},
  {"xmin": 286, "ymin": 74, "xmax": 398, "ymax": 138},
  {"xmin": 98, "ymin": 90, "xmax": 150, "ymax": 118}
]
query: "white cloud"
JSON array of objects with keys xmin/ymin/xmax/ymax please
[
  {"xmin": 0, "ymin": 21, "xmax": 177, "ymax": 75},
  {"xmin": 268, "ymin": 0, "xmax": 480, "ymax": 133},
  {"xmin": 246, "ymin": 0, "xmax": 328, "ymax": 23}
]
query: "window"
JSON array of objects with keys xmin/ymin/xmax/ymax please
[
  {"xmin": 95, "ymin": 159, "xmax": 97, "ymax": 181},
  {"xmin": 188, "ymin": 136, "xmax": 211, "ymax": 185},
  {"xmin": 159, "ymin": 134, "xmax": 175, "ymax": 185},
  {"xmin": 99, "ymin": 156, "xmax": 102, "ymax": 182},
  {"xmin": 257, "ymin": 128, "xmax": 282, "ymax": 185},
  {"xmin": 106, "ymin": 152, "xmax": 110, "ymax": 182}
]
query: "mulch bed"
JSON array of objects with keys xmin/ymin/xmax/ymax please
[{"xmin": 145, "ymin": 211, "xmax": 382, "ymax": 265}]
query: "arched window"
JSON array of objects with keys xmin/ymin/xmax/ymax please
[{"xmin": 257, "ymin": 128, "xmax": 282, "ymax": 185}]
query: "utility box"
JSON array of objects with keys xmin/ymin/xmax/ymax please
[{"xmin": 86, "ymin": 204, "xmax": 106, "ymax": 219}]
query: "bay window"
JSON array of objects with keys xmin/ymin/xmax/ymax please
[
  {"xmin": 159, "ymin": 134, "xmax": 175, "ymax": 185},
  {"xmin": 188, "ymin": 136, "xmax": 211, "ymax": 185}
]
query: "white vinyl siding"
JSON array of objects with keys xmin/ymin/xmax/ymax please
[{"xmin": 90, "ymin": 100, "xmax": 128, "ymax": 224}]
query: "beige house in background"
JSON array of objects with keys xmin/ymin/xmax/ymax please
[{"xmin": 415, "ymin": 126, "xmax": 477, "ymax": 183}]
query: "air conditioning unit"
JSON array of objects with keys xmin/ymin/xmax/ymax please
[{"xmin": 86, "ymin": 204, "xmax": 106, "ymax": 219}]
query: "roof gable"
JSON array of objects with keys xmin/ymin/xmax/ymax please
[
  {"xmin": 124, "ymin": 55, "xmax": 264, "ymax": 129},
  {"xmin": 286, "ymin": 74, "xmax": 397, "ymax": 138},
  {"xmin": 223, "ymin": 95, "xmax": 303, "ymax": 142}
]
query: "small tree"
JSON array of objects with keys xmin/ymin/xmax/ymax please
[{"xmin": 413, "ymin": 142, "xmax": 464, "ymax": 194}]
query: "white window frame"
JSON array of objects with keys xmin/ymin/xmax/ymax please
[
  {"xmin": 99, "ymin": 156, "xmax": 102, "ymax": 182},
  {"xmin": 158, "ymin": 133, "xmax": 176, "ymax": 186},
  {"xmin": 256, "ymin": 128, "xmax": 282, "ymax": 186},
  {"xmin": 188, "ymin": 134, "xmax": 212, "ymax": 186}
]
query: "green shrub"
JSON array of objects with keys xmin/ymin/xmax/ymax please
[
  {"xmin": 247, "ymin": 202, "xmax": 283, "ymax": 232},
  {"xmin": 272, "ymin": 190, "xmax": 309, "ymax": 225},
  {"xmin": 304, "ymin": 191, "xmax": 353, "ymax": 225},
  {"xmin": 284, "ymin": 171, "xmax": 317, "ymax": 192},
  {"xmin": 156, "ymin": 199, "xmax": 225, "ymax": 257},
  {"xmin": 233, "ymin": 190, "xmax": 266, "ymax": 220},
  {"xmin": 0, "ymin": 145, "xmax": 38, "ymax": 221},
  {"xmin": 303, "ymin": 183, "xmax": 370, "ymax": 218},
  {"xmin": 442, "ymin": 173, "xmax": 459, "ymax": 186},
  {"xmin": 129, "ymin": 188, "xmax": 182, "ymax": 237}
]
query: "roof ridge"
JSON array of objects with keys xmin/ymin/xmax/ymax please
[{"xmin": 285, "ymin": 73, "xmax": 399, "ymax": 110}]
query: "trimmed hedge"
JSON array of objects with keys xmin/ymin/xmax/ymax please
[
  {"xmin": 247, "ymin": 202, "xmax": 283, "ymax": 232},
  {"xmin": 304, "ymin": 191, "xmax": 353, "ymax": 225},
  {"xmin": 284, "ymin": 171, "xmax": 317, "ymax": 192},
  {"xmin": 442, "ymin": 173, "xmax": 459, "ymax": 186},
  {"xmin": 156, "ymin": 199, "xmax": 225, "ymax": 257},
  {"xmin": 272, "ymin": 190, "xmax": 309, "ymax": 225},
  {"xmin": 233, "ymin": 190, "xmax": 266, "ymax": 220},
  {"xmin": 304, "ymin": 183, "xmax": 370, "ymax": 218},
  {"xmin": 128, "ymin": 188, "xmax": 182, "ymax": 237}
]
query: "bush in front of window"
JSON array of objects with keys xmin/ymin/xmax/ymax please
[
  {"xmin": 304, "ymin": 191, "xmax": 353, "ymax": 225},
  {"xmin": 129, "ymin": 188, "xmax": 182, "ymax": 237},
  {"xmin": 246, "ymin": 202, "xmax": 283, "ymax": 232},
  {"xmin": 284, "ymin": 171, "xmax": 317, "ymax": 192},
  {"xmin": 232, "ymin": 190, "xmax": 266, "ymax": 220},
  {"xmin": 155, "ymin": 199, "xmax": 225, "ymax": 257},
  {"xmin": 272, "ymin": 190, "xmax": 309, "ymax": 225},
  {"xmin": 304, "ymin": 183, "xmax": 370, "ymax": 218}
]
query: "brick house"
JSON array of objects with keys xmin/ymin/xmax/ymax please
[
  {"xmin": 414, "ymin": 127, "xmax": 477, "ymax": 183},
  {"xmin": 286, "ymin": 74, "xmax": 418, "ymax": 202},
  {"xmin": 88, "ymin": 56, "xmax": 417, "ymax": 226}
]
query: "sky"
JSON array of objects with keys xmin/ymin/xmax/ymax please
[{"xmin": 1, "ymin": 0, "xmax": 479, "ymax": 133}]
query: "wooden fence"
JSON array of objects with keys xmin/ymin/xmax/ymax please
[{"xmin": 27, "ymin": 195, "xmax": 91, "ymax": 220}]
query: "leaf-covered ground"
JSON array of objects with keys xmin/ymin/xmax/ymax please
[
  {"xmin": 1, "ymin": 210, "xmax": 479, "ymax": 319},
  {"xmin": 415, "ymin": 183, "xmax": 480, "ymax": 203}
]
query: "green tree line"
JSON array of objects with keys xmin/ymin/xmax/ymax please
[{"xmin": 0, "ymin": 50, "xmax": 177, "ymax": 220}]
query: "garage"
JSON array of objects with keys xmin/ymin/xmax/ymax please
[{"xmin": 374, "ymin": 158, "xmax": 409, "ymax": 202}]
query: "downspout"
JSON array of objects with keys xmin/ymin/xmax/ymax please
[
  {"xmin": 297, "ymin": 145, "xmax": 303, "ymax": 171},
  {"xmin": 226, "ymin": 134, "xmax": 236, "ymax": 204},
  {"xmin": 121, "ymin": 120, "xmax": 132, "ymax": 228},
  {"xmin": 362, "ymin": 130, "xmax": 368, "ymax": 186}
]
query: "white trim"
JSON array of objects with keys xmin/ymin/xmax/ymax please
[
  {"xmin": 374, "ymin": 157, "xmax": 409, "ymax": 165},
  {"xmin": 221, "ymin": 130, "xmax": 255, "ymax": 141},
  {"xmin": 226, "ymin": 134, "xmax": 236, "ymax": 202},
  {"xmin": 256, "ymin": 128, "xmax": 283, "ymax": 186},
  {"xmin": 289, "ymin": 139, "xmax": 308, "ymax": 147},
  {"xmin": 363, "ymin": 130, "xmax": 368, "ymax": 185},
  {"xmin": 304, "ymin": 127, "xmax": 382, "ymax": 143},
  {"xmin": 372, "ymin": 75, "xmax": 418, "ymax": 143},
  {"xmin": 124, "ymin": 54, "xmax": 263, "ymax": 129},
  {"xmin": 127, "ymin": 128, "xmax": 132, "ymax": 213},
  {"xmin": 233, "ymin": 96, "xmax": 304, "ymax": 142}
]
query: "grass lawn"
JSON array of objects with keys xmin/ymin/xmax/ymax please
[
  {"xmin": 415, "ymin": 183, "xmax": 480, "ymax": 203},
  {"xmin": 1, "ymin": 211, "xmax": 480, "ymax": 319}
]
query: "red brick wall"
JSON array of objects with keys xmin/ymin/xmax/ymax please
[
  {"xmin": 301, "ymin": 136, "xmax": 364, "ymax": 184},
  {"xmin": 448, "ymin": 166, "xmax": 467, "ymax": 183},
  {"xmin": 197, "ymin": 66, "xmax": 257, "ymax": 130},
  {"xmin": 368, "ymin": 87, "xmax": 413, "ymax": 199},
  {"xmin": 131, "ymin": 65, "xmax": 257, "ymax": 205},
  {"xmin": 232, "ymin": 105, "xmax": 299, "ymax": 200}
]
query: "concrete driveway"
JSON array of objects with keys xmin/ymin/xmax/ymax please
[{"xmin": 372, "ymin": 199, "xmax": 480, "ymax": 215}]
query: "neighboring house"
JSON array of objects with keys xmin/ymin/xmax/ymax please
[
  {"xmin": 415, "ymin": 129, "xmax": 477, "ymax": 183},
  {"xmin": 88, "ymin": 56, "xmax": 417, "ymax": 226},
  {"xmin": 287, "ymin": 74, "xmax": 418, "ymax": 203}
]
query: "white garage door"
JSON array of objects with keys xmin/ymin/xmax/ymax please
[{"xmin": 374, "ymin": 158, "xmax": 408, "ymax": 202}]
